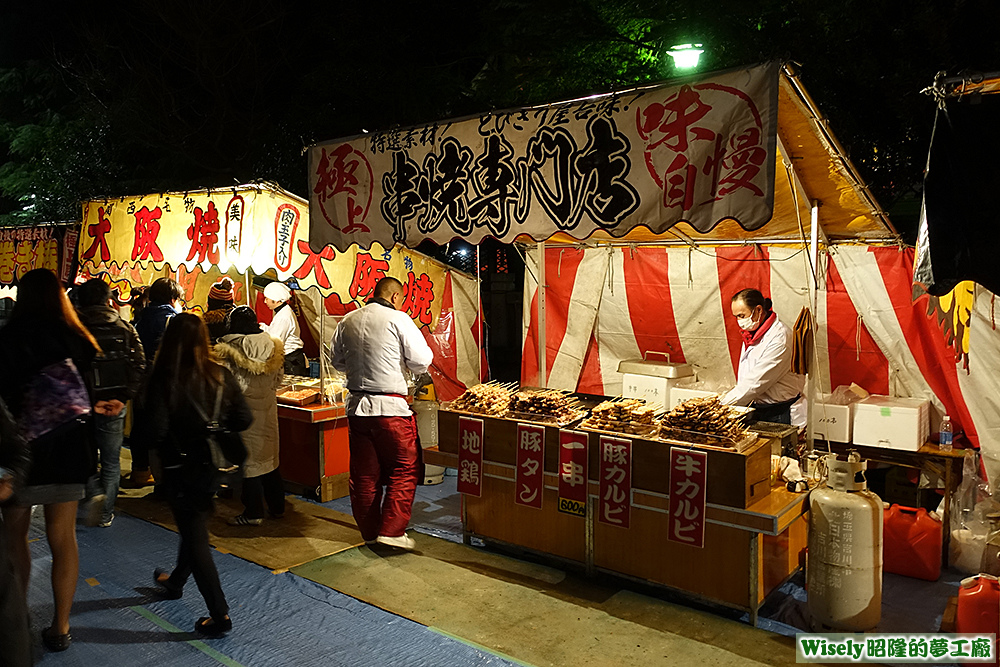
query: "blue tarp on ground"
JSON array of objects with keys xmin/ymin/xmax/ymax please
[{"xmin": 24, "ymin": 508, "xmax": 518, "ymax": 666}]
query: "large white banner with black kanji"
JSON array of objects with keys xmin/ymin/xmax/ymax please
[{"xmin": 308, "ymin": 63, "xmax": 779, "ymax": 251}]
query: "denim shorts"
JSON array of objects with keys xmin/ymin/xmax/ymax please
[{"xmin": 13, "ymin": 483, "xmax": 86, "ymax": 507}]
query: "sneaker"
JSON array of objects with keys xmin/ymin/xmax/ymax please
[
  {"xmin": 84, "ymin": 495, "xmax": 106, "ymax": 527},
  {"xmin": 227, "ymin": 514, "xmax": 263, "ymax": 526},
  {"xmin": 376, "ymin": 533, "xmax": 415, "ymax": 550},
  {"xmin": 98, "ymin": 513, "xmax": 114, "ymax": 528}
]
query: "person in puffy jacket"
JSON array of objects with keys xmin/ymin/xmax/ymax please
[
  {"xmin": 138, "ymin": 313, "xmax": 251, "ymax": 637},
  {"xmin": 213, "ymin": 306, "xmax": 286, "ymax": 526}
]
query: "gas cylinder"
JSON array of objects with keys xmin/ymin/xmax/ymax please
[
  {"xmin": 956, "ymin": 574, "xmax": 1000, "ymax": 636},
  {"xmin": 883, "ymin": 504, "xmax": 942, "ymax": 581},
  {"xmin": 807, "ymin": 451, "xmax": 883, "ymax": 631}
]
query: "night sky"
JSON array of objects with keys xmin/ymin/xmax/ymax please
[{"xmin": 2, "ymin": 0, "xmax": 999, "ymax": 241}]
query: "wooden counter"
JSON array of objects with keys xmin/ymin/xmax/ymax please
[
  {"xmin": 430, "ymin": 409, "xmax": 810, "ymax": 625},
  {"xmin": 277, "ymin": 401, "xmax": 350, "ymax": 501}
]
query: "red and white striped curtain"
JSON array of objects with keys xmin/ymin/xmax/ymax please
[{"xmin": 522, "ymin": 244, "xmax": 1000, "ymax": 483}]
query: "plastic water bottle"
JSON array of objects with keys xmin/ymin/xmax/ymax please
[{"xmin": 939, "ymin": 415, "xmax": 953, "ymax": 452}]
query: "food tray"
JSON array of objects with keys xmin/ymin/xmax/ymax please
[
  {"xmin": 655, "ymin": 426, "xmax": 759, "ymax": 452},
  {"xmin": 439, "ymin": 401, "xmax": 510, "ymax": 418},
  {"xmin": 277, "ymin": 385, "xmax": 321, "ymax": 406},
  {"xmin": 578, "ymin": 419, "xmax": 657, "ymax": 438},
  {"xmin": 506, "ymin": 410, "xmax": 587, "ymax": 427}
]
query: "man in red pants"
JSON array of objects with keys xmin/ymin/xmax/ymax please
[{"xmin": 332, "ymin": 277, "xmax": 433, "ymax": 550}]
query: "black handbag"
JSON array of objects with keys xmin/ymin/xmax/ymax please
[{"xmin": 188, "ymin": 384, "xmax": 246, "ymax": 492}]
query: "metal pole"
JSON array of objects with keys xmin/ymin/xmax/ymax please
[
  {"xmin": 319, "ymin": 289, "xmax": 326, "ymax": 403},
  {"xmin": 806, "ymin": 202, "xmax": 820, "ymax": 453},
  {"xmin": 536, "ymin": 241, "xmax": 546, "ymax": 388},
  {"xmin": 476, "ymin": 245, "xmax": 483, "ymax": 382}
]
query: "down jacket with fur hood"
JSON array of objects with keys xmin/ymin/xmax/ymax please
[{"xmin": 213, "ymin": 333, "xmax": 284, "ymax": 478}]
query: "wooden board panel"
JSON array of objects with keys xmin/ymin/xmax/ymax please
[
  {"xmin": 759, "ymin": 512, "xmax": 808, "ymax": 603},
  {"xmin": 279, "ymin": 417, "xmax": 321, "ymax": 489},
  {"xmin": 465, "ymin": 474, "xmax": 588, "ymax": 564},
  {"xmin": 440, "ymin": 410, "xmax": 771, "ymax": 509},
  {"xmin": 593, "ymin": 505, "xmax": 754, "ymax": 608}
]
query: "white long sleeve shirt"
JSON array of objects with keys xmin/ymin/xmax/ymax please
[
  {"xmin": 722, "ymin": 317, "xmax": 804, "ymax": 408},
  {"xmin": 331, "ymin": 302, "xmax": 434, "ymax": 417},
  {"xmin": 260, "ymin": 303, "xmax": 303, "ymax": 356}
]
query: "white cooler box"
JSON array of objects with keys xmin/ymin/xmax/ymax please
[
  {"xmin": 811, "ymin": 394, "xmax": 854, "ymax": 443},
  {"xmin": 852, "ymin": 395, "xmax": 930, "ymax": 451}
]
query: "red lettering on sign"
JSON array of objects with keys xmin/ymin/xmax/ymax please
[
  {"xmin": 349, "ymin": 252, "xmax": 389, "ymax": 301},
  {"xmin": 292, "ymin": 239, "xmax": 336, "ymax": 289},
  {"xmin": 131, "ymin": 206, "xmax": 164, "ymax": 262},
  {"xmin": 313, "ymin": 144, "xmax": 373, "ymax": 234},
  {"xmin": 401, "ymin": 271, "xmax": 435, "ymax": 327},
  {"xmin": 83, "ymin": 206, "xmax": 112, "ymax": 262},
  {"xmin": 186, "ymin": 201, "xmax": 222, "ymax": 264}
]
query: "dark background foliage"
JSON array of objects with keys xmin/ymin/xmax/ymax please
[{"xmin": 2, "ymin": 0, "xmax": 999, "ymax": 242}]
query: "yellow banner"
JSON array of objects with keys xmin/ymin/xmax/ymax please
[{"xmin": 79, "ymin": 184, "xmax": 454, "ymax": 330}]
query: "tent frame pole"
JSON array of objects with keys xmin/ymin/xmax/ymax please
[{"xmin": 537, "ymin": 240, "xmax": 546, "ymax": 388}]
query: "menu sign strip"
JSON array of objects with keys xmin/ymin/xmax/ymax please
[
  {"xmin": 514, "ymin": 423, "xmax": 545, "ymax": 509},
  {"xmin": 667, "ymin": 447, "xmax": 708, "ymax": 548},
  {"xmin": 457, "ymin": 416, "xmax": 484, "ymax": 497},
  {"xmin": 598, "ymin": 435, "xmax": 632, "ymax": 528},
  {"xmin": 557, "ymin": 430, "xmax": 588, "ymax": 517}
]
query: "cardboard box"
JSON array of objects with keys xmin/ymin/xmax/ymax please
[
  {"xmin": 853, "ymin": 395, "xmax": 930, "ymax": 451},
  {"xmin": 812, "ymin": 394, "xmax": 854, "ymax": 443}
]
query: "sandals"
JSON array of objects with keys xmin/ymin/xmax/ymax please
[
  {"xmin": 195, "ymin": 616, "xmax": 232, "ymax": 636},
  {"xmin": 153, "ymin": 568, "xmax": 183, "ymax": 599},
  {"xmin": 42, "ymin": 626, "xmax": 71, "ymax": 652}
]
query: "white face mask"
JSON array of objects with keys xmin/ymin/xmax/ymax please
[{"xmin": 737, "ymin": 308, "xmax": 759, "ymax": 331}]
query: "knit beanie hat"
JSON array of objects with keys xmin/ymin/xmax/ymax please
[{"xmin": 208, "ymin": 277, "xmax": 235, "ymax": 309}]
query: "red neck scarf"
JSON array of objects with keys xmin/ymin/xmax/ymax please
[{"xmin": 740, "ymin": 310, "xmax": 776, "ymax": 347}]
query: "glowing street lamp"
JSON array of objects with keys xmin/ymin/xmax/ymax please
[{"xmin": 667, "ymin": 43, "xmax": 704, "ymax": 70}]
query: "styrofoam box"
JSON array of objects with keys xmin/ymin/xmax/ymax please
[
  {"xmin": 668, "ymin": 387, "xmax": 717, "ymax": 410},
  {"xmin": 852, "ymin": 395, "xmax": 930, "ymax": 451},
  {"xmin": 812, "ymin": 394, "xmax": 854, "ymax": 443},
  {"xmin": 622, "ymin": 373, "xmax": 670, "ymax": 410}
]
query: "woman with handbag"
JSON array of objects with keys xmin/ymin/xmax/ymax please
[
  {"xmin": 0, "ymin": 268, "xmax": 101, "ymax": 652},
  {"xmin": 138, "ymin": 313, "xmax": 252, "ymax": 636}
]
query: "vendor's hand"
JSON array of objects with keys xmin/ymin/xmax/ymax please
[{"xmin": 94, "ymin": 399, "xmax": 125, "ymax": 417}]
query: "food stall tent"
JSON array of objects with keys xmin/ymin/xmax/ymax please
[
  {"xmin": 304, "ymin": 61, "xmax": 1000, "ymax": 622},
  {"xmin": 76, "ymin": 182, "xmax": 481, "ymax": 499}
]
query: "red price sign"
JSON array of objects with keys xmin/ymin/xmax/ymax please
[
  {"xmin": 667, "ymin": 448, "xmax": 708, "ymax": 548},
  {"xmin": 557, "ymin": 430, "xmax": 588, "ymax": 517},
  {"xmin": 515, "ymin": 423, "xmax": 545, "ymax": 509},
  {"xmin": 598, "ymin": 436, "xmax": 632, "ymax": 528},
  {"xmin": 457, "ymin": 416, "xmax": 484, "ymax": 497}
]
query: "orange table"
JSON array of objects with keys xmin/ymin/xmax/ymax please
[{"xmin": 278, "ymin": 401, "xmax": 350, "ymax": 501}]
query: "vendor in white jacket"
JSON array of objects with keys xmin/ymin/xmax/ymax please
[
  {"xmin": 721, "ymin": 288, "xmax": 804, "ymax": 426},
  {"xmin": 331, "ymin": 277, "xmax": 434, "ymax": 550},
  {"xmin": 260, "ymin": 281, "xmax": 307, "ymax": 376}
]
